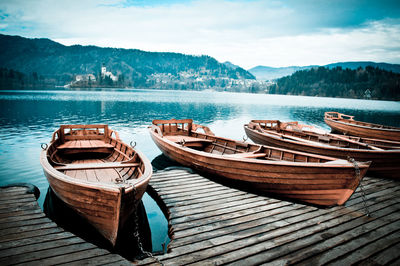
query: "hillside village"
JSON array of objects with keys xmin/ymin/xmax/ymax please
[
  {"xmin": 69, "ymin": 64, "xmax": 270, "ymax": 92},
  {"xmin": 70, "ymin": 65, "xmax": 119, "ymax": 88}
]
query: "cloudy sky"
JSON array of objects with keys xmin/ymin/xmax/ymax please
[{"xmin": 1, "ymin": 0, "xmax": 399, "ymax": 69}]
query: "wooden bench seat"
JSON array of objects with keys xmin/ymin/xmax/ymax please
[
  {"xmin": 165, "ymin": 135, "xmax": 213, "ymax": 143},
  {"xmin": 54, "ymin": 162, "xmax": 139, "ymax": 171},
  {"xmin": 58, "ymin": 140, "xmax": 114, "ymax": 149},
  {"xmin": 225, "ymin": 152, "xmax": 267, "ymax": 159},
  {"xmin": 165, "ymin": 135, "xmax": 213, "ymax": 148}
]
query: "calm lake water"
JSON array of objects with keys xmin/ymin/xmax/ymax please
[{"xmin": 0, "ymin": 88, "xmax": 399, "ymax": 253}]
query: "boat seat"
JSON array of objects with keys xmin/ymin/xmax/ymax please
[
  {"xmin": 165, "ymin": 135, "xmax": 213, "ymax": 143},
  {"xmin": 225, "ymin": 152, "xmax": 267, "ymax": 159},
  {"xmin": 58, "ymin": 140, "xmax": 114, "ymax": 149},
  {"xmin": 54, "ymin": 162, "xmax": 140, "ymax": 171},
  {"xmin": 165, "ymin": 135, "xmax": 213, "ymax": 148}
]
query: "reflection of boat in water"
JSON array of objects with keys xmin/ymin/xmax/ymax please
[
  {"xmin": 150, "ymin": 119, "xmax": 371, "ymax": 206},
  {"xmin": 40, "ymin": 124, "xmax": 152, "ymax": 246},
  {"xmin": 44, "ymin": 186, "xmax": 152, "ymax": 257}
]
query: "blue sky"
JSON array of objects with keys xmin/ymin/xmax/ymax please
[{"xmin": 1, "ymin": 0, "xmax": 399, "ymax": 68}]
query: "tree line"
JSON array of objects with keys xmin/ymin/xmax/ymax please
[{"xmin": 269, "ymin": 66, "xmax": 400, "ymax": 100}]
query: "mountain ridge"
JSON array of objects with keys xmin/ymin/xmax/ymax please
[
  {"xmin": 0, "ymin": 34, "xmax": 259, "ymax": 91},
  {"xmin": 249, "ymin": 62, "xmax": 400, "ymax": 80}
]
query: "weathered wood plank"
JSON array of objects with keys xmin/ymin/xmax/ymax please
[
  {"xmin": 169, "ymin": 193, "xmax": 259, "ymax": 213},
  {"xmin": 1, "ymin": 243, "xmax": 98, "ymax": 265},
  {"xmin": 151, "ymin": 178, "xmax": 217, "ymax": 190},
  {"xmin": 0, "ymin": 217, "xmax": 51, "ymax": 230},
  {"xmin": 0, "ymin": 231, "xmax": 74, "ymax": 251},
  {"xmin": 0, "ymin": 212, "xmax": 45, "ymax": 224},
  {"xmin": 0, "ymin": 187, "xmax": 28, "ymax": 195},
  {"xmin": 152, "ymin": 170, "xmax": 196, "ymax": 179},
  {"xmin": 153, "ymin": 183, "xmax": 228, "ymax": 197},
  {"xmin": 170, "ymin": 203, "xmax": 308, "ymax": 247},
  {"xmin": 147, "ymin": 169, "xmax": 400, "ymax": 266},
  {"xmin": 223, "ymin": 199, "xmax": 400, "ymax": 266},
  {"xmin": 165, "ymin": 198, "xmax": 399, "ymax": 265},
  {"xmin": 0, "ymin": 185, "xmax": 133, "ymax": 265},
  {"xmin": 171, "ymin": 199, "xmax": 288, "ymax": 232},
  {"xmin": 162, "ymin": 190, "xmax": 248, "ymax": 208},
  {"xmin": 169, "ymin": 195, "xmax": 269, "ymax": 219},
  {"xmin": 355, "ymin": 241, "xmax": 400, "ymax": 265},
  {"xmin": 171, "ymin": 197, "xmax": 283, "ymax": 226},
  {"xmin": 0, "ymin": 191, "xmax": 35, "ymax": 201},
  {"xmin": 0, "ymin": 236, "xmax": 85, "ymax": 259},
  {"xmin": 0, "ymin": 200, "xmax": 39, "ymax": 212},
  {"xmin": 0, "ymin": 225, "xmax": 64, "ymax": 243},
  {"xmin": 329, "ymin": 227, "xmax": 400, "ymax": 266},
  {"xmin": 0, "ymin": 220, "xmax": 59, "ymax": 237},
  {"xmin": 0, "ymin": 208, "xmax": 43, "ymax": 219},
  {"xmin": 298, "ymin": 218, "xmax": 400, "ymax": 265},
  {"xmin": 154, "ymin": 183, "xmax": 225, "ymax": 196},
  {"xmin": 25, "ymin": 247, "xmax": 113, "ymax": 266},
  {"xmin": 58, "ymin": 254, "xmax": 128, "ymax": 265}
]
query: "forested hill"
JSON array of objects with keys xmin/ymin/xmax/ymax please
[
  {"xmin": 0, "ymin": 34, "xmax": 257, "ymax": 91},
  {"xmin": 269, "ymin": 66, "xmax": 400, "ymax": 101}
]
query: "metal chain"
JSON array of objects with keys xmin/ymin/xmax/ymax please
[
  {"xmin": 131, "ymin": 188, "xmax": 163, "ymax": 265},
  {"xmin": 347, "ymin": 157, "xmax": 370, "ymax": 217}
]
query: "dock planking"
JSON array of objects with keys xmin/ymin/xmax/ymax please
[
  {"xmin": 149, "ymin": 168, "xmax": 400, "ymax": 265},
  {"xmin": 0, "ymin": 185, "xmax": 134, "ymax": 266}
]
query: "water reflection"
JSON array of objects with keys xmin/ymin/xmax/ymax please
[{"xmin": 0, "ymin": 89, "xmax": 399, "ymax": 254}]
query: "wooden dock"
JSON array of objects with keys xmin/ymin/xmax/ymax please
[
  {"xmin": 0, "ymin": 184, "xmax": 133, "ymax": 265},
  {"xmin": 149, "ymin": 168, "xmax": 400, "ymax": 265},
  {"xmin": 1, "ymin": 171, "xmax": 399, "ymax": 265}
]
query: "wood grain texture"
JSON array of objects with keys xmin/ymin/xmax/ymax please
[
  {"xmin": 244, "ymin": 120, "xmax": 400, "ymax": 179},
  {"xmin": 40, "ymin": 124, "xmax": 152, "ymax": 246},
  {"xmin": 0, "ymin": 185, "xmax": 133, "ymax": 265},
  {"xmin": 149, "ymin": 169, "xmax": 400, "ymax": 265},
  {"xmin": 324, "ymin": 111, "xmax": 400, "ymax": 141},
  {"xmin": 150, "ymin": 119, "xmax": 371, "ymax": 206}
]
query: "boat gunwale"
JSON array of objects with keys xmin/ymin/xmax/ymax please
[{"xmin": 40, "ymin": 129, "xmax": 152, "ymax": 193}]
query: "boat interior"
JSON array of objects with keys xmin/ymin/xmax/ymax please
[
  {"xmin": 152, "ymin": 119, "xmax": 337, "ymax": 164},
  {"xmin": 248, "ymin": 120, "xmax": 387, "ymax": 151},
  {"xmin": 46, "ymin": 125, "xmax": 143, "ymax": 183}
]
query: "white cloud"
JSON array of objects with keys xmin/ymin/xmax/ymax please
[{"xmin": 1, "ymin": 0, "xmax": 399, "ymax": 68}]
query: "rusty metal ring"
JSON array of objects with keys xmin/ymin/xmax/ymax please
[{"xmin": 41, "ymin": 143, "xmax": 48, "ymax": 150}]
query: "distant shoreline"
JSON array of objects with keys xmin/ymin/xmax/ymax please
[{"xmin": 1, "ymin": 87, "xmax": 399, "ymax": 102}]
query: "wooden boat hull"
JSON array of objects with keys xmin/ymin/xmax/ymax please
[
  {"xmin": 244, "ymin": 124, "xmax": 400, "ymax": 179},
  {"xmin": 150, "ymin": 120, "xmax": 370, "ymax": 206},
  {"xmin": 324, "ymin": 112, "xmax": 400, "ymax": 141},
  {"xmin": 40, "ymin": 125, "xmax": 151, "ymax": 246}
]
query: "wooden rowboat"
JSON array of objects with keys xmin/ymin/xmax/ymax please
[
  {"xmin": 324, "ymin": 112, "xmax": 400, "ymax": 141},
  {"xmin": 245, "ymin": 120, "xmax": 400, "ymax": 179},
  {"xmin": 40, "ymin": 125, "xmax": 152, "ymax": 246},
  {"xmin": 149, "ymin": 119, "xmax": 371, "ymax": 206}
]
